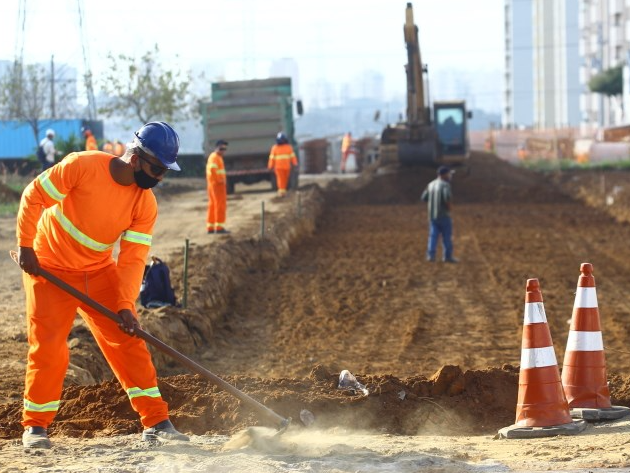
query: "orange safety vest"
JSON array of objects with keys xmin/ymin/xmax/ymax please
[
  {"xmin": 341, "ymin": 134, "xmax": 352, "ymax": 152},
  {"xmin": 206, "ymin": 151, "xmax": 226, "ymax": 185},
  {"xmin": 86, "ymin": 135, "xmax": 98, "ymax": 151},
  {"xmin": 16, "ymin": 152, "xmax": 157, "ymax": 312},
  {"xmin": 113, "ymin": 141, "xmax": 125, "ymax": 156},
  {"xmin": 268, "ymin": 143, "xmax": 297, "ymax": 170},
  {"xmin": 102, "ymin": 141, "xmax": 114, "ymax": 154}
]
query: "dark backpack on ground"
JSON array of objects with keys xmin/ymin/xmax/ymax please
[
  {"xmin": 36, "ymin": 144, "xmax": 46, "ymax": 164},
  {"xmin": 140, "ymin": 257, "xmax": 176, "ymax": 308}
]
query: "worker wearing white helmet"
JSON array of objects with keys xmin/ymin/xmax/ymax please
[{"xmin": 37, "ymin": 129, "xmax": 57, "ymax": 170}]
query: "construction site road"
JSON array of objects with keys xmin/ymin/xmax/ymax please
[{"xmin": 1, "ymin": 152, "xmax": 630, "ymax": 471}]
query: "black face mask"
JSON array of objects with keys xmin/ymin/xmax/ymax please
[{"xmin": 134, "ymin": 168, "xmax": 160, "ymax": 189}]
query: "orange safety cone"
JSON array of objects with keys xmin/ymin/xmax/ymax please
[
  {"xmin": 561, "ymin": 263, "xmax": 630, "ymax": 421},
  {"xmin": 498, "ymin": 278, "xmax": 586, "ymax": 439}
]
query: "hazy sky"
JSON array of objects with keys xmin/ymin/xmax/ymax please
[{"xmin": 1, "ymin": 0, "xmax": 504, "ymax": 108}]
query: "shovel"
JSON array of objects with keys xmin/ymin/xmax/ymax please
[{"xmin": 9, "ymin": 250, "xmax": 291, "ymax": 432}]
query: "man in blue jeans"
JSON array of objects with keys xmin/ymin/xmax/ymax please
[{"xmin": 421, "ymin": 166, "xmax": 458, "ymax": 263}]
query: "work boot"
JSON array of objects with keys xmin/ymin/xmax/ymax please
[
  {"xmin": 142, "ymin": 419, "xmax": 189, "ymax": 442},
  {"xmin": 443, "ymin": 257, "xmax": 459, "ymax": 264},
  {"xmin": 215, "ymin": 228, "xmax": 230, "ymax": 234},
  {"xmin": 22, "ymin": 426, "xmax": 52, "ymax": 449},
  {"xmin": 426, "ymin": 255, "xmax": 435, "ymax": 262}
]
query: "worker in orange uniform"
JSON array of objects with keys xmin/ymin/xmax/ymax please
[
  {"xmin": 206, "ymin": 139, "xmax": 229, "ymax": 234},
  {"xmin": 102, "ymin": 140, "xmax": 114, "ymax": 154},
  {"xmin": 340, "ymin": 131, "xmax": 353, "ymax": 173},
  {"xmin": 268, "ymin": 132, "xmax": 297, "ymax": 197},
  {"xmin": 113, "ymin": 139, "xmax": 125, "ymax": 157},
  {"xmin": 15, "ymin": 121, "xmax": 189, "ymax": 449},
  {"xmin": 83, "ymin": 128, "xmax": 98, "ymax": 151}
]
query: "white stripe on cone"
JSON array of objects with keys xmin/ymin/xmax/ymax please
[
  {"xmin": 520, "ymin": 346, "xmax": 558, "ymax": 369},
  {"xmin": 566, "ymin": 331, "xmax": 604, "ymax": 351},
  {"xmin": 574, "ymin": 287, "xmax": 598, "ymax": 308},
  {"xmin": 524, "ymin": 302, "xmax": 547, "ymax": 324}
]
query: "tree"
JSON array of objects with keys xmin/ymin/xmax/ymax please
[
  {"xmin": 98, "ymin": 45, "xmax": 197, "ymax": 124},
  {"xmin": 0, "ymin": 59, "xmax": 79, "ymax": 145},
  {"xmin": 588, "ymin": 64, "xmax": 623, "ymax": 97}
]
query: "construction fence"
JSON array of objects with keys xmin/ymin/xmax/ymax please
[{"xmin": 470, "ymin": 127, "xmax": 630, "ymax": 165}]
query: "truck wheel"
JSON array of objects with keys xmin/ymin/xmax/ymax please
[
  {"xmin": 227, "ymin": 178, "xmax": 236, "ymax": 195},
  {"xmin": 289, "ymin": 168, "xmax": 299, "ymax": 190}
]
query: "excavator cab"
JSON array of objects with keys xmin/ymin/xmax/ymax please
[{"xmin": 434, "ymin": 101, "xmax": 471, "ymax": 163}]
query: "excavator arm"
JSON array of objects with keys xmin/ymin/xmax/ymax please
[{"xmin": 404, "ymin": 2, "xmax": 427, "ymax": 126}]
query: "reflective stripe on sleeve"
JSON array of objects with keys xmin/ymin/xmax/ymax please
[
  {"xmin": 520, "ymin": 346, "xmax": 557, "ymax": 369},
  {"xmin": 121, "ymin": 230, "xmax": 152, "ymax": 246},
  {"xmin": 127, "ymin": 386, "xmax": 161, "ymax": 399},
  {"xmin": 217, "ymin": 169, "xmax": 226, "ymax": 174},
  {"xmin": 53, "ymin": 206, "xmax": 115, "ymax": 252},
  {"xmin": 523, "ymin": 302, "xmax": 547, "ymax": 325},
  {"xmin": 574, "ymin": 287, "xmax": 598, "ymax": 308},
  {"xmin": 23, "ymin": 398, "xmax": 60, "ymax": 412},
  {"xmin": 38, "ymin": 171, "xmax": 66, "ymax": 202},
  {"xmin": 566, "ymin": 330, "xmax": 604, "ymax": 351}
]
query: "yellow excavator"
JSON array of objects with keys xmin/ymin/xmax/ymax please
[{"xmin": 379, "ymin": 2, "xmax": 471, "ymax": 167}]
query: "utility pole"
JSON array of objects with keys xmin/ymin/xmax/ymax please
[{"xmin": 50, "ymin": 55, "xmax": 56, "ymax": 118}]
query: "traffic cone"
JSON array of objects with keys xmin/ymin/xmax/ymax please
[
  {"xmin": 561, "ymin": 263, "xmax": 630, "ymax": 421},
  {"xmin": 498, "ymin": 278, "xmax": 586, "ymax": 439}
]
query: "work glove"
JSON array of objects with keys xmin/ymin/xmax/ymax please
[
  {"xmin": 117, "ymin": 309, "xmax": 140, "ymax": 335},
  {"xmin": 18, "ymin": 246, "xmax": 40, "ymax": 276}
]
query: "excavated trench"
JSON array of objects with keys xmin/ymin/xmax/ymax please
[{"xmin": 3, "ymin": 152, "xmax": 630, "ymax": 440}]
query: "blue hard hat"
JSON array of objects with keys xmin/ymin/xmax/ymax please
[
  {"xmin": 276, "ymin": 132, "xmax": 288, "ymax": 144},
  {"xmin": 134, "ymin": 122, "xmax": 181, "ymax": 171}
]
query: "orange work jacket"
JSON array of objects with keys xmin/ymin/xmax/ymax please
[
  {"xmin": 102, "ymin": 142, "xmax": 114, "ymax": 154},
  {"xmin": 206, "ymin": 152, "xmax": 226, "ymax": 185},
  {"xmin": 16, "ymin": 152, "xmax": 157, "ymax": 312},
  {"xmin": 268, "ymin": 143, "xmax": 297, "ymax": 170},
  {"xmin": 341, "ymin": 134, "xmax": 352, "ymax": 152},
  {"xmin": 113, "ymin": 141, "xmax": 125, "ymax": 156},
  {"xmin": 86, "ymin": 135, "xmax": 98, "ymax": 151}
]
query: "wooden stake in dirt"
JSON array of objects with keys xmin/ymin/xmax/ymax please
[
  {"xmin": 261, "ymin": 201, "xmax": 265, "ymax": 239},
  {"xmin": 182, "ymin": 238, "xmax": 189, "ymax": 309}
]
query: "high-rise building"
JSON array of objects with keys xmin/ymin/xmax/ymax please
[
  {"xmin": 503, "ymin": 0, "xmax": 580, "ymax": 129},
  {"xmin": 580, "ymin": 0, "xmax": 629, "ymax": 130},
  {"xmin": 504, "ymin": 0, "xmax": 534, "ymax": 128}
]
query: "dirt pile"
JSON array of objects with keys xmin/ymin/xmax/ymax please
[{"xmin": 0, "ymin": 364, "xmax": 520, "ymax": 439}]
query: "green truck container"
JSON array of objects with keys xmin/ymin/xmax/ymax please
[{"xmin": 200, "ymin": 77, "xmax": 301, "ymax": 194}]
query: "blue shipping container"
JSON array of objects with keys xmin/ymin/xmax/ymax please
[{"xmin": 0, "ymin": 119, "xmax": 103, "ymax": 159}]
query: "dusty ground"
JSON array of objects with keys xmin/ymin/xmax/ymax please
[{"xmin": 2, "ymin": 154, "xmax": 630, "ymax": 472}]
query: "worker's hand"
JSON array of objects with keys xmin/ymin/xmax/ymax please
[
  {"xmin": 117, "ymin": 309, "xmax": 140, "ymax": 335},
  {"xmin": 18, "ymin": 246, "xmax": 40, "ymax": 276}
]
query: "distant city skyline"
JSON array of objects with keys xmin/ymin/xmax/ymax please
[{"xmin": 0, "ymin": 0, "xmax": 505, "ymax": 113}]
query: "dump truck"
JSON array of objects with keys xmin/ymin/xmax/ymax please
[
  {"xmin": 380, "ymin": 2, "xmax": 471, "ymax": 167},
  {"xmin": 200, "ymin": 78, "xmax": 302, "ymax": 194}
]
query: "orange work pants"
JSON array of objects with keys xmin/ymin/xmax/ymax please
[
  {"xmin": 274, "ymin": 168, "xmax": 291, "ymax": 192},
  {"xmin": 207, "ymin": 183, "xmax": 227, "ymax": 231},
  {"xmin": 22, "ymin": 264, "xmax": 168, "ymax": 429}
]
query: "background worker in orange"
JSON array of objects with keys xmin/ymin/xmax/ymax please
[
  {"xmin": 268, "ymin": 132, "xmax": 297, "ymax": 196},
  {"xmin": 340, "ymin": 131, "xmax": 353, "ymax": 173},
  {"xmin": 15, "ymin": 121, "xmax": 189, "ymax": 449},
  {"xmin": 206, "ymin": 139, "xmax": 229, "ymax": 234},
  {"xmin": 83, "ymin": 128, "xmax": 98, "ymax": 151},
  {"xmin": 113, "ymin": 139, "xmax": 125, "ymax": 156}
]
